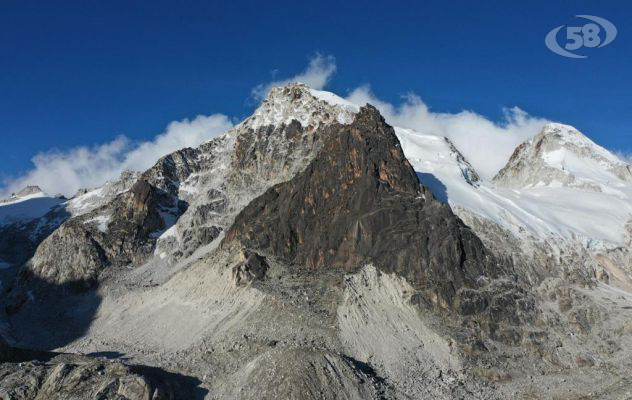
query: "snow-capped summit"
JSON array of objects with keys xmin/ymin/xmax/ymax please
[
  {"xmin": 240, "ymin": 86, "xmax": 632, "ymax": 245},
  {"xmin": 244, "ymin": 83, "xmax": 357, "ymax": 130},
  {"xmin": 493, "ymin": 123, "xmax": 632, "ymax": 192},
  {"xmin": 0, "ymin": 186, "xmax": 65, "ymax": 226},
  {"xmin": 1, "ymin": 185, "xmax": 47, "ymax": 205}
]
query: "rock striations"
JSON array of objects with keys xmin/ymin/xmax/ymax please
[{"xmin": 226, "ymin": 105, "xmax": 502, "ymax": 307}]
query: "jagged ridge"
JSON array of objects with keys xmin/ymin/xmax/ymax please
[{"xmin": 225, "ymin": 105, "xmax": 502, "ymax": 306}]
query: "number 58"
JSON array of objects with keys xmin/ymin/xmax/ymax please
[{"xmin": 566, "ymin": 23, "xmax": 601, "ymax": 49}]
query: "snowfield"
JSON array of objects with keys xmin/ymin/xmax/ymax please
[
  {"xmin": 0, "ymin": 190, "xmax": 64, "ymax": 226},
  {"xmin": 396, "ymin": 126, "xmax": 632, "ymax": 245}
]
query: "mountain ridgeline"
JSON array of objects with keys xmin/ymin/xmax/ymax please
[
  {"xmin": 225, "ymin": 105, "xmax": 503, "ymax": 307},
  {"xmin": 0, "ymin": 83, "xmax": 631, "ymax": 399}
]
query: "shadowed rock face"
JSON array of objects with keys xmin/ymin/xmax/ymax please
[
  {"xmin": 102, "ymin": 180, "xmax": 169, "ymax": 265},
  {"xmin": 24, "ymin": 180, "xmax": 172, "ymax": 289},
  {"xmin": 225, "ymin": 105, "xmax": 501, "ymax": 305}
]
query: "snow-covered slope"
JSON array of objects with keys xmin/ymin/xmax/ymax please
[
  {"xmin": 494, "ymin": 123, "xmax": 632, "ymax": 191},
  {"xmin": 300, "ymin": 88, "xmax": 632, "ymax": 247},
  {"xmin": 0, "ymin": 186, "xmax": 65, "ymax": 226},
  {"xmin": 65, "ymin": 170, "xmax": 140, "ymax": 216},
  {"xmin": 398, "ymin": 127, "xmax": 632, "ymax": 245}
]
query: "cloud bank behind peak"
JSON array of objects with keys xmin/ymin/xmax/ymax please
[
  {"xmin": 1, "ymin": 114, "xmax": 233, "ymax": 198},
  {"xmin": 345, "ymin": 85, "xmax": 551, "ymax": 179},
  {"xmin": 2, "ymin": 54, "xmax": 555, "ymax": 198}
]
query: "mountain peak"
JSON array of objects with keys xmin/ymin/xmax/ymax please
[
  {"xmin": 540, "ymin": 123, "xmax": 613, "ymax": 156},
  {"xmin": 1, "ymin": 185, "xmax": 46, "ymax": 205},
  {"xmin": 494, "ymin": 123, "xmax": 632, "ymax": 190},
  {"xmin": 244, "ymin": 83, "xmax": 357, "ymax": 131},
  {"xmin": 15, "ymin": 185, "xmax": 44, "ymax": 197},
  {"xmin": 225, "ymin": 105, "xmax": 499, "ymax": 306}
]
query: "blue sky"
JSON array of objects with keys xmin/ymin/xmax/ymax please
[{"xmin": 1, "ymin": 0, "xmax": 631, "ymax": 194}]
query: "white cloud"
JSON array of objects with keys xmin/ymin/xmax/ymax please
[
  {"xmin": 251, "ymin": 54, "xmax": 336, "ymax": 101},
  {"xmin": 120, "ymin": 114, "xmax": 233, "ymax": 171},
  {"xmin": 2, "ymin": 55, "xmax": 554, "ymax": 198},
  {"xmin": 1, "ymin": 114, "xmax": 233, "ymax": 198},
  {"xmin": 345, "ymin": 86, "xmax": 550, "ymax": 179},
  {"xmin": 615, "ymin": 151, "xmax": 632, "ymax": 165},
  {"xmin": 255, "ymin": 58, "xmax": 551, "ymax": 178}
]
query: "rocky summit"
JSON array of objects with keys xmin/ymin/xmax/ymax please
[
  {"xmin": 226, "ymin": 105, "xmax": 501, "ymax": 308},
  {"xmin": 0, "ymin": 83, "xmax": 631, "ymax": 399}
]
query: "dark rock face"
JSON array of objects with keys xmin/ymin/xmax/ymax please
[
  {"xmin": 0, "ymin": 224, "xmax": 46, "ymax": 267},
  {"xmin": 101, "ymin": 180, "xmax": 170, "ymax": 266},
  {"xmin": 232, "ymin": 250, "xmax": 269, "ymax": 286},
  {"xmin": 142, "ymin": 147, "xmax": 202, "ymax": 196},
  {"xmin": 225, "ymin": 105, "xmax": 501, "ymax": 306},
  {"xmin": 232, "ymin": 120, "xmax": 314, "ymax": 183}
]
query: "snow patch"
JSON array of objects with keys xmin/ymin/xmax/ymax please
[
  {"xmin": 85, "ymin": 214, "xmax": 111, "ymax": 233},
  {"xmin": 158, "ymin": 224, "xmax": 178, "ymax": 240},
  {"xmin": 67, "ymin": 187, "xmax": 105, "ymax": 214}
]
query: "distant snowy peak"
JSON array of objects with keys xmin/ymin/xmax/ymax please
[
  {"xmin": 394, "ymin": 121, "xmax": 632, "ymax": 245},
  {"xmin": 14, "ymin": 185, "xmax": 45, "ymax": 197},
  {"xmin": 244, "ymin": 83, "xmax": 357, "ymax": 131},
  {"xmin": 494, "ymin": 123, "xmax": 632, "ymax": 191},
  {"xmin": 0, "ymin": 185, "xmax": 65, "ymax": 226},
  {"xmin": 0, "ymin": 185, "xmax": 47, "ymax": 205}
]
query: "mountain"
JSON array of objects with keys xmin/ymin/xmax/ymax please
[
  {"xmin": 1, "ymin": 83, "xmax": 632, "ymax": 399},
  {"xmin": 0, "ymin": 172, "xmax": 139, "ymax": 272},
  {"xmin": 225, "ymin": 105, "xmax": 502, "ymax": 307},
  {"xmin": 0, "ymin": 187, "xmax": 67, "ymax": 270},
  {"xmin": 398, "ymin": 123, "xmax": 632, "ymax": 241},
  {"xmin": 494, "ymin": 123, "xmax": 632, "ymax": 190}
]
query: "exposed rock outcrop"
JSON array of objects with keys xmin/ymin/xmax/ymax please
[
  {"xmin": 232, "ymin": 250, "xmax": 269, "ymax": 286},
  {"xmin": 21, "ymin": 180, "xmax": 172, "ymax": 290},
  {"xmin": 226, "ymin": 105, "xmax": 503, "ymax": 306},
  {"xmin": 0, "ymin": 354, "xmax": 202, "ymax": 400}
]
